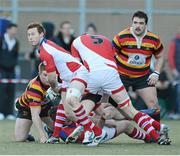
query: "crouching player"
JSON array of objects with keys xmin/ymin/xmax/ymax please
[{"xmin": 14, "ymin": 63, "xmax": 55, "ymax": 143}]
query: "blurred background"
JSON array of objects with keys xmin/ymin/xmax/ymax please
[{"xmin": 0, "ymin": 0, "xmax": 180, "ymax": 120}]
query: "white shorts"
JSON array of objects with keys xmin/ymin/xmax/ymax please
[
  {"xmin": 62, "ymin": 66, "xmax": 88, "ymax": 89},
  {"xmin": 102, "ymin": 126, "xmax": 116, "ymax": 143},
  {"xmin": 86, "ymin": 69, "xmax": 124, "ymax": 95}
]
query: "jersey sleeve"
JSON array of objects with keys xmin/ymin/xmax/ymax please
[
  {"xmin": 112, "ymin": 34, "xmax": 122, "ymax": 53},
  {"xmin": 26, "ymin": 84, "xmax": 44, "ymax": 107},
  {"xmin": 154, "ymin": 37, "xmax": 164, "ymax": 56}
]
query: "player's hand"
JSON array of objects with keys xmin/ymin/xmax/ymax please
[
  {"xmin": 46, "ymin": 87, "xmax": 59, "ymax": 101},
  {"xmin": 147, "ymin": 71, "xmax": 160, "ymax": 86},
  {"xmin": 51, "ymin": 83, "xmax": 62, "ymax": 94}
]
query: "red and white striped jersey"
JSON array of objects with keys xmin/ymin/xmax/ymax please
[
  {"xmin": 71, "ymin": 34, "xmax": 117, "ymax": 72},
  {"xmin": 39, "ymin": 39, "xmax": 82, "ymax": 82}
]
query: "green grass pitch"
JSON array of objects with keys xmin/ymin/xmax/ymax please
[{"xmin": 0, "ymin": 120, "xmax": 179, "ymax": 155}]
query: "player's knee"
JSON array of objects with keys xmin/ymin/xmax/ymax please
[
  {"xmin": 14, "ymin": 133, "xmax": 27, "ymax": 142},
  {"xmin": 147, "ymin": 99, "xmax": 159, "ymax": 109}
]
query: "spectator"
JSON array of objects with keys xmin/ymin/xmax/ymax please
[
  {"xmin": 52, "ymin": 21, "xmax": 75, "ymax": 52},
  {"xmin": 0, "ymin": 23, "xmax": 19, "ymax": 120},
  {"xmin": 86, "ymin": 22, "xmax": 97, "ymax": 35},
  {"xmin": 168, "ymin": 26, "xmax": 180, "ymax": 119}
]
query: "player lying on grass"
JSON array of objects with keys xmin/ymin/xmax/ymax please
[
  {"xmin": 14, "ymin": 63, "xmax": 56, "ymax": 143},
  {"xmin": 44, "ymin": 91, "xmax": 170, "ymax": 145},
  {"xmin": 45, "ymin": 101, "xmax": 159, "ymax": 145}
]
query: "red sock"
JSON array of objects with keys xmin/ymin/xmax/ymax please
[
  {"xmin": 146, "ymin": 116, "xmax": 160, "ymax": 131},
  {"xmin": 74, "ymin": 105, "xmax": 93, "ymax": 132},
  {"xmin": 52, "ymin": 104, "xmax": 66, "ymax": 137},
  {"xmin": 133, "ymin": 112, "xmax": 160, "ymax": 141},
  {"xmin": 128, "ymin": 127, "xmax": 151, "ymax": 142},
  {"xmin": 90, "ymin": 122, "xmax": 102, "ymax": 136}
]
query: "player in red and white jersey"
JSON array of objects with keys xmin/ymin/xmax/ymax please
[
  {"xmin": 71, "ymin": 34, "xmax": 171, "ymax": 145},
  {"xmin": 39, "ymin": 38, "xmax": 85, "ymax": 84},
  {"xmin": 72, "ymin": 34, "xmax": 117, "ymax": 72},
  {"xmin": 27, "ymin": 22, "xmax": 104, "ymax": 145},
  {"xmin": 72, "ymin": 34, "xmax": 122, "ymax": 95}
]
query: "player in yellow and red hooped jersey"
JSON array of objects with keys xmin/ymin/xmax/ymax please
[
  {"xmin": 14, "ymin": 63, "xmax": 54, "ymax": 143},
  {"xmin": 112, "ymin": 11, "xmax": 164, "ymax": 121}
]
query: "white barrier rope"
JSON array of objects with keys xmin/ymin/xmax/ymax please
[{"xmin": 0, "ymin": 79, "xmax": 30, "ymax": 84}]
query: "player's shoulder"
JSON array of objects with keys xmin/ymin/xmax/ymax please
[
  {"xmin": 117, "ymin": 27, "xmax": 131, "ymax": 37},
  {"xmin": 147, "ymin": 30, "xmax": 161, "ymax": 40},
  {"xmin": 28, "ymin": 76, "xmax": 41, "ymax": 89}
]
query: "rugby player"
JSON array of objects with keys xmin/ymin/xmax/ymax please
[
  {"xmin": 14, "ymin": 63, "xmax": 54, "ymax": 143},
  {"xmin": 112, "ymin": 11, "xmax": 164, "ymax": 121},
  {"xmin": 27, "ymin": 22, "xmax": 104, "ymax": 144},
  {"xmin": 69, "ymin": 33, "xmax": 170, "ymax": 145}
]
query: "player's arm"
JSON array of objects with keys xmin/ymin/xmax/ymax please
[
  {"xmin": 41, "ymin": 50, "xmax": 61, "ymax": 93},
  {"xmin": 148, "ymin": 38, "xmax": 164, "ymax": 85},
  {"xmin": 112, "ymin": 34, "xmax": 122, "ymax": 54},
  {"xmin": 30, "ymin": 105, "xmax": 47, "ymax": 143},
  {"xmin": 154, "ymin": 51, "xmax": 164, "ymax": 74}
]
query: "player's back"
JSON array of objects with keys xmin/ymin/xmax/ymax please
[
  {"xmin": 39, "ymin": 39, "xmax": 83, "ymax": 81},
  {"xmin": 72, "ymin": 34, "xmax": 117, "ymax": 72}
]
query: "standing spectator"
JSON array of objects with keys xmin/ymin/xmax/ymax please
[
  {"xmin": 112, "ymin": 11, "xmax": 164, "ymax": 121},
  {"xmin": 86, "ymin": 23, "xmax": 97, "ymax": 35},
  {"xmin": 52, "ymin": 21, "xmax": 75, "ymax": 52},
  {"xmin": 168, "ymin": 26, "xmax": 180, "ymax": 119},
  {"xmin": 0, "ymin": 23, "xmax": 19, "ymax": 120}
]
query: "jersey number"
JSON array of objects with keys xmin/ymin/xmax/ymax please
[{"xmin": 90, "ymin": 36, "xmax": 103, "ymax": 45}]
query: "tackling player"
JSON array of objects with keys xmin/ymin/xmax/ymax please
[
  {"xmin": 27, "ymin": 22, "xmax": 104, "ymax": 144},
  {"xmin": 70, "ymin": 33, "xmax": 170, "ymax": 145}
]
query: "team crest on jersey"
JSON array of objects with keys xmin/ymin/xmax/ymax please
[{"xmin": 127, "ymin": 54, "xmax": 146, "ymax": 66}]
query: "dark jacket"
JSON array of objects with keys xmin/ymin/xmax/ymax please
[
  {"xmin": 0, "ymin": 36, "xmax": 19, "ymax": 70},
  {"xmin": 52, "ymin": 32, "xmax": 75, "ymax": 52}
]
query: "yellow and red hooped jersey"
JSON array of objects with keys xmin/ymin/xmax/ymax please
[
  {"xmin": 18, "ymin": 76, "xmax": 49, "ymax": 108},
  {"xmin": 112, "ymin": 27, "xmax": 163, "ymax": 78}
]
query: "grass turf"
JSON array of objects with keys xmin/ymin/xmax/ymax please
[{"xmin": 0, "ymin": 120, "xmax": 179, "ymax": 155}]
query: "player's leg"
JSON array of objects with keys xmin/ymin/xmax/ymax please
[
  {"xmin": 46, "ymin": 91, "xmax": 69, "ymax": 143},
  {"xmin": 101, "ymin": 103, "xmax": 126, "ymax": 120},
  {"xmin": 137, "ymin": 87, "xmax": 159, "ymax": 109},
  {"xmin": 111, "ymin": 87, "xmax": 170, "ymax": 145},
  {"xmin": 14, "ymin": 118, "xmax": 32, "ymax": 141},
  {"xmin": 112, "ymin": 120, "xmax": 152, "ymax": 142},
  {"xmin": 137, "ymin": 87, "xmax": 160, "ymax": 121},
  {"xmin": 66, "ymin": 80, "xmax": 92, "ymax": 129},
  {"xmin": 133, "ymin": 74, "xmax": 160, "ymax": 121}
]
